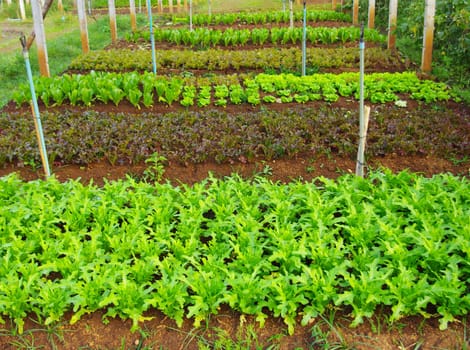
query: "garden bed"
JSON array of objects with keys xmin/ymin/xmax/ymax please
[{"xmin": 1, "ymin": 2, "xmax": 469, "ymax": 348}]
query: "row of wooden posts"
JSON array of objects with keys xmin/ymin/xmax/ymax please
[{"xmin": 24, "ymin": 0, "xmax": 436, "ymax": 78}]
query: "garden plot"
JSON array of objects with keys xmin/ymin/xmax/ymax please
[{"xmin": 0, "ymin": 2, "xmax": 469, "ymax": 349}]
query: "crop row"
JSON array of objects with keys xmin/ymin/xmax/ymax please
[
  {"xmin": 1, "ymin": 171, "xmax": 469, "ymax": 334},
  {"xmin": 126, "ymin": 26, "xmax": 385, "ymax": 47},
  {"xmin": 69, "ymin": 47, "xmax": 402, "ymax": 73},
  {"xmin": 2, "ymin": 104, "xmax": 468, "ymax": 166},
  {"xmin": 172, "ymin": 9, "xmax": 351, "ymax": 26},
  {"xmin": 12, "ymin": 71, "xmax": 455, "ymax": 110}
]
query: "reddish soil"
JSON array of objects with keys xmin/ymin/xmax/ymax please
[{"xmin": 0, "ymin": 307, "xmax": 468, "ymax": 349}]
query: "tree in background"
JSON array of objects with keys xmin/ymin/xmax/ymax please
[{"xmin": 344, "ymin": 0, "xmax": 469, "ymax": 90}]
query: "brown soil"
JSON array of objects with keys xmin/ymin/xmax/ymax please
[{"xmin": 0, "ymin": 308, "xmax": 469, "ymax": 350}]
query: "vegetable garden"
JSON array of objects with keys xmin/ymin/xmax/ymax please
[{"xmin": 0, "ymin": 0, "xmax": 469, "ymax": 348}]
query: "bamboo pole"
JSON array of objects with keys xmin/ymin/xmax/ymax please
[
  {"xmin": 301, "ymin": 0, "xmax": 306, "ymax": 76},
  {"xmin": 129, "ymin": 0, "xmax": 137, "ymax": 32},
  {"xmin": 146, "ymin": 0, "xmax": 157, "ymax": 74},
  {"xmin": 77, "ymin": 0, "xmax": 89, "ymax": 53},
  {"xmin": 158, "ymin": 0, "xmax": 162, "ymax": 13},
  {"xmin": 331, "ymin": 0, "xmax": 336, "ymax": 10},
  {"xmin": 31, "ymin": 0, "xmax": 50, "ymax": 76},
  {"xmin": 388, "ymin": 0, "xmax": 398, "ymax": 49},
  {"xmin": 368, "ymin": 0, "xmax": 375, "ymax": 29},
  {"xmin": 356, "ymin": 24, "xmax": 367, "ymax": 177},
  {"xmin": 108, "ymin": 0, "xmax": 118, "ymax": 43},
  {"xmin": 352, "ymin": 0, "xmax": 359, "ymax": 25},
  {"xmin": 421, "ymin": 0, "xmax": 435, "ymax": 73},
  {"xmin": 20, "ymin": 35, "xmax": 51, "ymax": 178},
  {"xmin": 356, "ymin": 106, "xmax": 370, "ymax": 177}
]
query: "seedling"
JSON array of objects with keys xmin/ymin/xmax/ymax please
[{"xmin": 143, "ymin": 152, "xmax": 167, "ymax": 182}]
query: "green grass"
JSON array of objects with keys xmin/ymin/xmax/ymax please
[{"xmin": 0, "ymin": 12, "xmax": 145, "ymax": 108}]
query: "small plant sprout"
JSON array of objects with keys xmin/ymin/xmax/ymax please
[{"xmin": 143, "ymin": 152, "xmax": 167, "ymax": 182}]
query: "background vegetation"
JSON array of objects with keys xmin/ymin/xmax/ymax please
[{"xmin": 348, "ymin": 0, "xmax": 470, "ymax": 96}]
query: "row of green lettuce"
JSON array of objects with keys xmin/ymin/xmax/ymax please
[
  {"xmin": 12, "ymin": 71, "xmax": 457, "ymax": 109},
  {"xmin": 126, "ymin": 26, "xmax": 385, "ymax": 47},
  {"xmin": 170, "ymin": 9, "xmax": 352, "ymax": 26},
  {"xmin": 69, "ymin": 47, "xmax": 404, "ymax": 73},
  {"xmin": 1, "ymin": 104, "xmax": 468, "ymax": 167},
  {"xmin": 0, "ymin": 171, "xmax": 469, "ymax": 334}
]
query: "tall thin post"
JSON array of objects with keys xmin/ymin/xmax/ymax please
[
  {"xmin": 368, "ymin": 0, "xmax": 375, "ymax": 28},
  {"xmin": 77, "ymin": 0, "xmax": 90, "ymax": 53},
  {"xmin": 352, "ymin": 0, "xmax": 359, "ymax": 24},
  {"xmin": 31, "ymin": 0, "xmax": 50, "ymax": 76},
  {"xmin": 108, "ymin": 0, "xmax": 118, "ymax": 43},
  {"xmin": 301, "ymin": 0, "xmax": 306, "ymax": 76},
  {"xmin": 207, "ymin": 0, "xmax": 211, "ymax": 16},
  {"xmin": 356, "ymin": 24, "xmax": 368, "ymax": 177},
  {"xmin": 388, "ymin": 0, "xmax": 398, "ymax": 49},
  {"xmin": 331, "ymin": 0, "xmax": 336, "ymax": 10},
  {"xmin": 168, "ymin": 0, "xmax": 173, "ymax": 13},
  {"xmin": 158, "ymin": 0, "xmax": 162, "ymax": 12},
  {"xmin": 421, "ymin": 0, "xmax": 435, "ymax": 73},
  {"xmin": 146, "ymin": 0, "xmax": 157, "ymax": 74},
  {"xmin": 87, "ymin": 0, "xmax": 91, "ymax": 15},
  {"xmin": 20, "ymin": 35, "xmax": 51, "ymax": 178},
  {"xmin": 289, "ymin": 0, "xmax": 293, "ymax": 29},
  {"xmin": 282, "ymin": 0, "xmax": 285, "ymax": 12},
  {"xmin": 19, "ymin": 0, "xmax": 26, "ymax": 20},
  {"xmin": 57, "ymin": 0, "xmax": 64, "ymax": 14},
  {"xmin": 189, "ymin": 0, "xmax": 193, "ymax": 31},
  {"xmin": 129, "ymin": 0, "xmax": 137, "ymax": 32}
]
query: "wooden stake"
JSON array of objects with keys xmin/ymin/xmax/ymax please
[
  {"xmin": 352, "ymin": 0, "xmax": 359, "ymax": 25},
  {"xmin": 129, "ymin": 0, "xmax": 137, "ymax": 32},
  {"xmin": 31, "ymin": 0, "xmax": 50, "ymax": 76},
  {"xmin": 332, "ymin": 0, "xmax": 337, "ymax": 10},
  {"xmin": 77, "ymin": 0, "xmax": 89, "ymax": 53},
  {"xmin": 19, "ymin": 0, "xmax": 26, "ymax": 20},
  {"xmin": 421, "ymin": 0, "xmax": 435, "ymax": 73},
  {"xmin": 168, "ymin": 0, "xmax": 173, "ymax": 13},
  {"xmin": 158, "ymin": 0, "xmax": 162, "ymax": 13},
  {"xmin": 108, "ymin": 0, "xmax": 118, "ymax": 43},
  {"xmin": 289, "ymin": 0, "xmax": 293, "ymax": 29},
  {"xmin": 25, "ymin": 0, "xmax": 53, "ymax": 50},
  {"xmin": 388, "ymin": 0, "xmax": 398, "ymax": 49},
  {"xmin": 368, "ymin": 0, "xmax": 375, "ymax": 29},
  {"xmin": 57, "ymin": 0, "xmax": 63, "ymax": 13}
]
